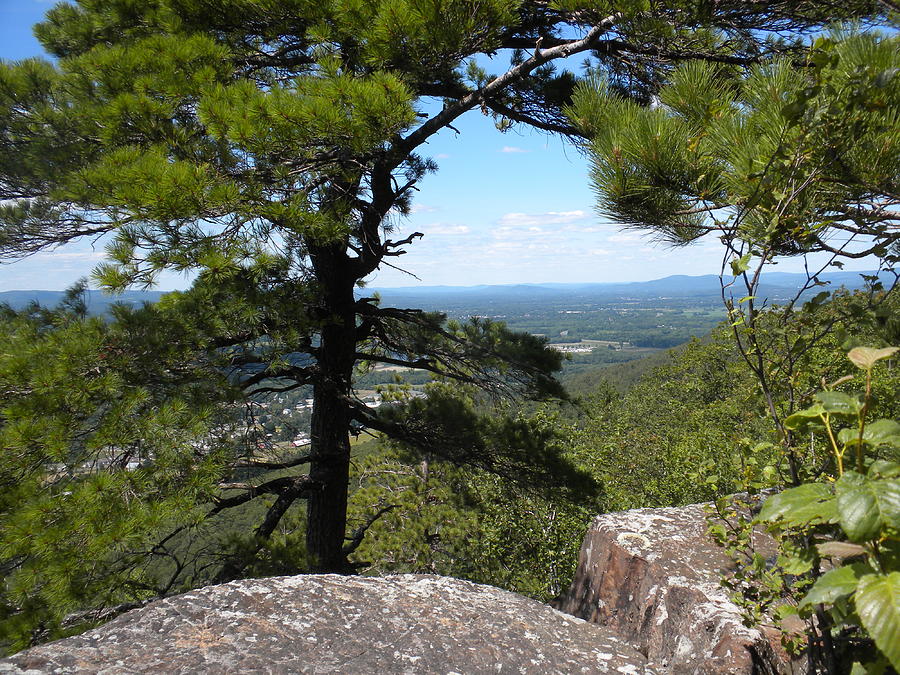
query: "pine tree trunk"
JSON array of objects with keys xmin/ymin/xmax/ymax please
[
  {"xmin": 306, "ymin": 246, "xmax": 356, "ymax": 573},
  {"xmin": 307, "ymin": 386, "xmax": 352, "ymax": 571}
]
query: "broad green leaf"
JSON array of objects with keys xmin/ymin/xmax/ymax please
[
  {"xmin": 730, "ymin": 252, "xmax": 752, "ymax": 276},
  {"xmin": 836, "ymin": 472, "xmax": 900, "ymax": 542},
  {"xmin": 784, "ymin": 404, "xmax": 826, "ymax": 430},
  {"xmin": 774, "ymin": 603, "xmax": 799, "ymax": 620},
  {"xmin": 869, "ymin": 461, "xmax": 900, "ymax": 479},
  {"xmin": 872, "ymin": 479, "xmax": 900, "ymax": 530},
  {"xmin": 786, "ymin": 406, "xmax": 824, "ymax": 420},
  {"xmin": 836, "ymin": 472, "xmax": 880, "ymax": 541},
  {"xmin": 838, "ymin": 427, "xmax": 859, "ymax": 446},
  {"xmin": 815, "ymin": 391, "xmax": 862, "ymax": 416},
  {"xmin": 758, "ymin": 483, "xmax": 838, "ymax": 527},
  {"xmin": 864, "ymin": 420, "xmax": 900, "ymax": 449},
  {"xmin": 855, "ymin": 573, "xmax": 900, "ymax": 671},
  {"xmin": 841, "ymin": 423, "xmax": 900, "ymax": 450},
  {"xmin": 848, "ymin": 346, "xmax": 899, "ymax": 370},
  {"xmin": 778, "ymin": 549, "xmax": 815, "ymax": 575},
  {"xmin": 800, "ymin": 563, "xmax": 871, "ymax": 608}
]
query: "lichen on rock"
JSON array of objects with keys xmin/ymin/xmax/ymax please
[
  {"xmin": 555, "ymin": 503, "xmax": 789, "ymax": 674},
  {"xmin": 0, "ymin": 574, "xmax": 651, "ymax": 674}
]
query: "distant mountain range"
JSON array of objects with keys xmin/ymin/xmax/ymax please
[
  {"xmin": 367, "ymin": 270, "xmax": 892, "ymax": 309},
  {"xmin": 0, "ymin": 270, "xmax": 890, "ymax": 314},
  {"xmin": 0, "ymin": 289, "xmax": 166, "ymax": 314}
]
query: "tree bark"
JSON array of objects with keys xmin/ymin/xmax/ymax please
[{"xmin": 306, "ymin": 243, "xmax": 357, "ymax": 573}]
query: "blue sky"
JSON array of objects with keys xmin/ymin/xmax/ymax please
[{"xmin": 0, "ymin": 2, "xmax": 878, "ymax": 290}]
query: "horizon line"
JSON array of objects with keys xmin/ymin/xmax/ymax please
[{"xmin": 0, "ymin": 268, "xmax": 882, "ymax": 295}]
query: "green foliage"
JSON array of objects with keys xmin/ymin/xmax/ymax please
[
  {"xmin": 758, "ymin": 482, "xmax": 839, "ymax": 527},
  {"xmin": 698, "ymin": 292, "xmax": 900, "ymax": 671},
  {"xmin": 742, "ymin": 348, "xmax": 900, "ymax": 672},
  {"xmin": 568, "ymin": 31, "xmax": 900, "ymax": 262},
  {"xmin": 371, "ymin": 381, "xmax": 596, "ymax": 498},
  {"xmin": 0, "ymin": 293, "xmax": 237, "ymax": 651},
  {"xmin": 855, "ymin": 573, "xmax": 900, "ymax": 670},
  {"xmin": 573, "ymin": 330, "xmax": 770, "ymax": 510},
  {"xmin": 348, "ymin": 448, "xmax": 479, "ymax": 576},
  {"xmin": 347, "ymin": 407, "xmax": 599, "ymax": 601},
  {"xmin": 708, "ymin": 495, "xmax": 814, "ymax": 645},
  {"xmin": 563, "ymin": 343, "xmax": 680, "ymax": 396}
]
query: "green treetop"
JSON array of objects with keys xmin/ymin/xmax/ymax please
[{"xmin": 567, "ymin": 29, "xmax": 900, "ymax": 261}]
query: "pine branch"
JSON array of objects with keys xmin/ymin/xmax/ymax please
[
  {"xmin": 483, "ymin": 99, "xmax": 581, "ymax": 136},
  {"xmin": 208, "ymin": 475, "xmax": 320, "ymax": 517},
  {"xmin": 343, "ymin": 504, "xmax": 400, "ymax": 556},
  {"xmin": 593, "ymin": 39, "xmax": 774, "ymax": 66},
  {"xmin": 233, "ymin": 454, "xmax": 312, "ymax": 470},
  {"xmin": 396, "ymin": 14, "xmax": 621, "ymax": 158},
  {"xmin": 382, "ymin": 231, "xmax": 423, "ymax": 256},
  {"xmin": 235, "ymin": 363, "xmax": 318, "ymax": 390}
]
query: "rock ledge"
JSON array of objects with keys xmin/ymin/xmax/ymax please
[
  {"xmin": 0, "ymin": 574, "xmax": 650, "ymax": 674},
  {"xmin": 556, "ymin": 503, "xmax": 786, "ymax": 674}
]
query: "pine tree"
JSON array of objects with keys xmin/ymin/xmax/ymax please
[
  {"xmin": 567, "ymin": 28, "xmax": 900, "ymax": 475},
  {"xmin": 0, "ymin": 0, "xmax": 888, "ymax": 648},
  {"xmin": 567, "ymin": 29, "xmax": 900, "ymax": 261}
]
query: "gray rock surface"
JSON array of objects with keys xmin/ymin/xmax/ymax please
[
  {"xmin": 556, "ymin": 503, "xmax": 790, "ymax": 674},
  {"xmin": 0, "ymin": 574, "xmax": 652, "ymax": 674}
]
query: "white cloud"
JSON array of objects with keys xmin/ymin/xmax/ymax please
[
  {"xmin": 423, "ymin": 223, "xmax": 470, "ymax": 236},
  {"xmin": 492, "ymin": 226, "xmax": 540, "ymax": 240},
  {"xmin": 590, "ymin": 249, "xmax": 612, "ymax": 256},
  {"xmin": 35, "ymin": 251, "xmax": 105, "ymax": 261},
  {"xmin": 500, "ymin": 146, "xmax": 529, "ymax": 154},
  {"xmin": 409, "ymin": 203, "xmax": 438, "ymax": 214},
  {"xmin": 496, "ymin": 210, "xmax": 588, "ymax": 227},
  {"xmin": 607, "ymin": 232, "xmax": 646, "ymax": 243},
  {"xmin": 562, "ymin": 224, "xmax": 605, "ymax": 233},
  {"xmin": 434, "ymin": 153, "xmax": 451, "ymax": 159}
]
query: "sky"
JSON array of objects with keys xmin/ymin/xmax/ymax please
[{"xmin": 0, "ymin": 1, "xmax": 880, "ymax": 291}]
